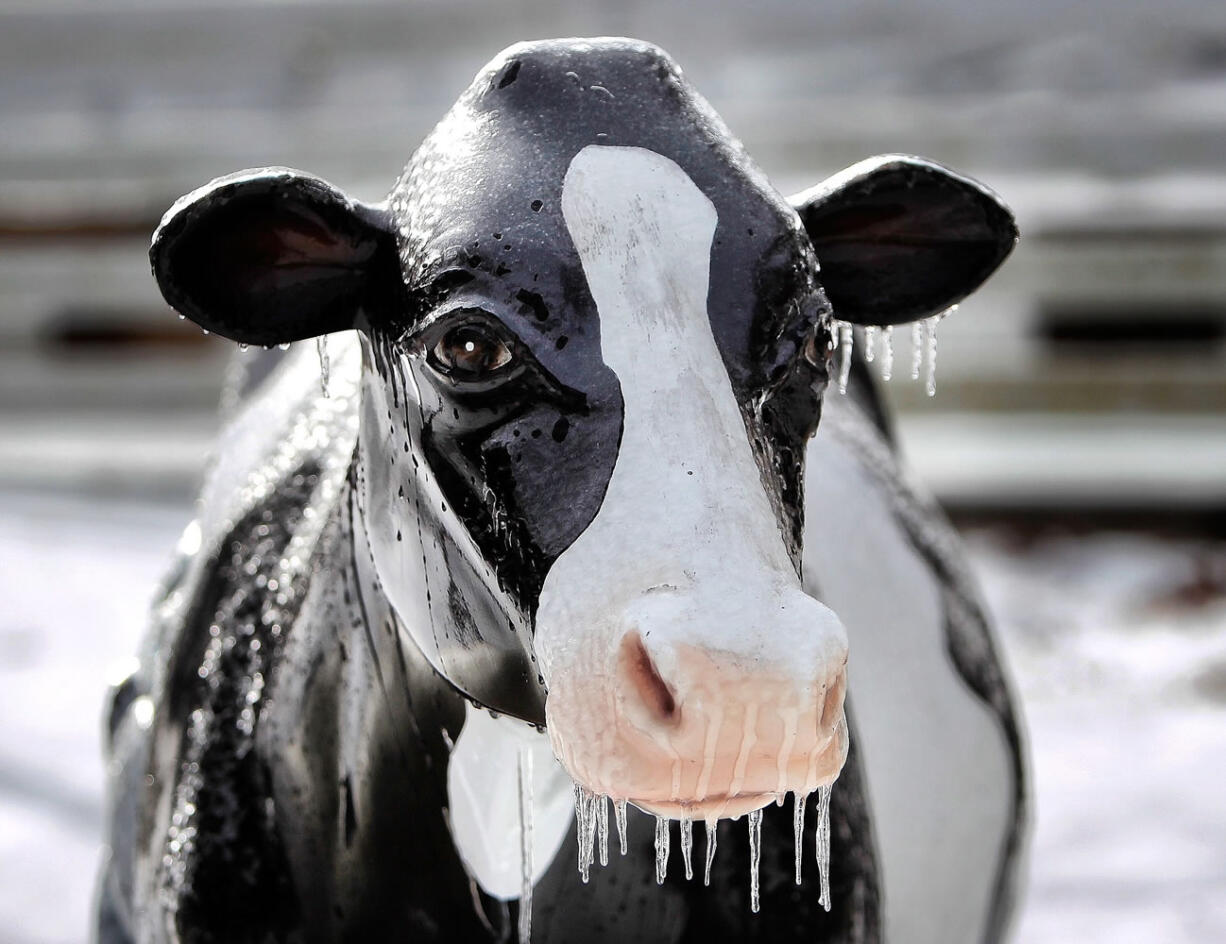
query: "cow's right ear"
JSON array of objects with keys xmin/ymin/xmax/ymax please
[{"xmin": 151, "ymin": 168, "xmax": 403, "ymax": 347}]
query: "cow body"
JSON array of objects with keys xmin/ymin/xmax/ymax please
[{"xmin": 99, "ymin": 38, "xmax": 1026, "ymax": 944}]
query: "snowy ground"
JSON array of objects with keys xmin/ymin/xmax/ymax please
[{"xmin": 1, "ymin": 490, "xmax": 1224, "ymax": 943}]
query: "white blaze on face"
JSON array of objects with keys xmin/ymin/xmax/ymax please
[{"xmin": 535, "ymin": 145, "xmax": 847, "ymax": 815}]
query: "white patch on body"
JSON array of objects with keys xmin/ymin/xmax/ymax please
[
  {"xmin": 804, "ymin": 406, "xmax": 1013, "ymax": 944},
  {"xmin": 446, "ymin": 703, "xmax": 575, "ymax": 899},
  {"xmin": 535, "ymin": 145, "xmax": 846, "ymax": 809}
]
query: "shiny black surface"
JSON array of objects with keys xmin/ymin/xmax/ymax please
[{"xmin": 112, "ymin": 36, "xmax": 1022, "ymax": 943}]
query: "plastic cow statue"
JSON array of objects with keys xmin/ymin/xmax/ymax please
[{"xmin": 98, "ymin": 37, "xmax": 1027, "ymax": 944}]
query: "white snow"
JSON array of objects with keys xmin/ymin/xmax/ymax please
[{"xmin": 1, "ymin": 490, "xmax": 1224, "ymax": 941}]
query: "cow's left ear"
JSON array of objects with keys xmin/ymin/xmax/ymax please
[
  {"xmin": 151, "ymin": 167, "xmax": 403, "ymax": 347},
  {"xmin": 792, "ymin": 155, "xmax": 1017, "ymax": 326}
]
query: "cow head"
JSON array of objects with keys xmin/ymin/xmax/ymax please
[{"xmin": 151, "ymin": 39, "xmax": 1015, "ymax": 821}]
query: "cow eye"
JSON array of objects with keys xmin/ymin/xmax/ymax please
[{"xmin": 429, "ymin": 322, "xmax": 516, "ymax": 380}]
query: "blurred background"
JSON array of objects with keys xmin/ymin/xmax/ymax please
[{"xmin": 1, "ymin": 0, "xmax": 1224, "ymax": 941}]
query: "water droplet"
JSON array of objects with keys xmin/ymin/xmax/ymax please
[
  {"xmin": 238, "ymin": 342, "xmax": 249, "ymax": 353},
  {"xmin": 278, "ymin": 342, "xmax": 291, "ymax": 351}
]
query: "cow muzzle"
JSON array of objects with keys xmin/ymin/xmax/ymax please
[{"xmin": 537, "ymin": 578, "xmax": 849, "ymax": 821}]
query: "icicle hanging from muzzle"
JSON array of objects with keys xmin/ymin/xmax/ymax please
[{"xmin": 562, "ymin": 783, "xmax": 837, "ymax": 915}]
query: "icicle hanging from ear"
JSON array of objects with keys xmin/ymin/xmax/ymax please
[
  {"xmin": 317, "ymin": 335, "xmax": 330, "ymax": 398},
  {"xmin": 837, "ymin": 322, "xmax": 853, "ymax": 394},
  {"xmin": 831, "ymin": 307, "xmax": 953, "ymax": 394}
]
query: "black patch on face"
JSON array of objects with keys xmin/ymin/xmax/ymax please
[{"xmin": 362, "ymin": 40, "xmax": 834, "ymax": 713}]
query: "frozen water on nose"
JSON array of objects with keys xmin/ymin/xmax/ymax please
[
  {"xmin": 703, "ymin": 820, "xmax": 717, "ymax": 886},
  {"xmin": 748, "ymin": 808, "xmax": 763, "ymax": 913},
  {"xmin": 794, "ymin": 790, "xmax": 809, "ymax": 885},
  {"xmin": 615, "ymin": 799, "xmax": 628, "ymax": 856},
  {"xmin": 680, "ymin": 815, "xmax": 694, "ymax": 880},
  {"xmin": 816, "ymin": 783, "xmax": 833, "ymax": 911},
  {"xmin": 517, "ymin": 748, "xmax": 533, "ymax": 944},
  {"xmin": 654, "ymin": 815, "xmax": 670, "ymax": 884},
  {"xmin": 597, "ymin": 794, "xmax": 609, "ymax": 867},
  {"xmin": 574, "ymin": 784, "xmax": 597, "ymax": 882}
]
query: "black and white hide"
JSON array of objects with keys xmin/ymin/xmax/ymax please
[{"xmin": 98, "ymin": 37, "xmax": 1027, "ymax": 944}]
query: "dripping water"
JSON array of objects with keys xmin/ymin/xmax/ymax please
[
  {"xmin": 680, "ymin": 816, "xmax": 694, "ymax": 881},
  {"xmin": 517, "ymin": 748, "xmax": 533, "ymax": 944},
  {"xmin": 654, "ymin": 816, "xmax": 670, "ymax": 885},
  {"xmin": 816, "ymin": 784, "xmax": 833, "ymax": 911},
  {"xmin": 597, "ymin": 794, "xmax": 609, "ymax": 868},
  {"xmin": 747, "ymin": 808, "xmax": 763, "ymax": 913},
  {"xmin": 615, "ymin": 799, "xmax": 628, "ymax": 856},
  {"xmin": 880, "ymin": 326, "xmax": 894, "ymax": 381},
  {"xmin": 837, "ymin": 322, "xmax": 853, "ymax": 394},
  {"xmin": 793, "ymin": 791, "xmax": 809, "ymax": 885},
  {"xmin": 703, "ymin": 820, "xmax": 717, "ymax": 887},
  {"xmin": 317, "ymin": 335, "xmax": 331, "ymax": 398}
]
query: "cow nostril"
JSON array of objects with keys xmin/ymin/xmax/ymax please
[{"xmin": 619, "ymin": 632, "xmax": 678, "ymax": 723}]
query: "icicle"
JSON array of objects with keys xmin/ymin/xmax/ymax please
[
  {"xmin": 924, "ymin": 316, "xmax": 938, "ymax": 397},
  {"xmin": 910, "ymin": 322, "xmax": 923, "ymax": 380},
  {"xmin": 597, "ymin": 795, "xmax": 609, "ymax": 868},
  {"xmin": 517, "ymin": 748, "xmax": 534, "ymax": 944},
  {"xmin": 574, "ymin": 785, "xmax": 594, "ymax": 882},
  {"xmin": 703, "ymin": 820, "xmax": 717, "ymax": 887},
  {"xmin": 574, "ymin": 785, "xmax": 586, "ymax": 878},
  {"xmin": 880, "ymin": 326, "xmax": 894, "ymax": 381},
  {"xmin": 816, "ymin": 784, "xmax": 833, "ymax": 911},
  {"xmin": 837, "ymin": 322, "xmax": 853, "ymax": 395},
  {"xmin": 615, "ymin": 799, "xmax": 628, "ymax": 856},
  {"xmin": 654, "ymin": 816, "xmax": 670, "ymax": 885},
  {"xmin": 581, "ymin": 792, "xmax": 597, "ymax": 878},
  {"xmin": 793, "ymin": 791, "xmax": 808, "ymax": 886},
  {"xmin": 317, "ymin": 335, "xmax": 330, "ymax": 398},
  {"xmin": 680, "ymin": 816, "xmax": 694, "ymax": 880},
  {"xmin": 863, "ymin": 325, "xmax": 877, "ymax": 363},
  {"xmin": 748, "ymin": 808, "xmax": 763, "ymax": 913}
]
